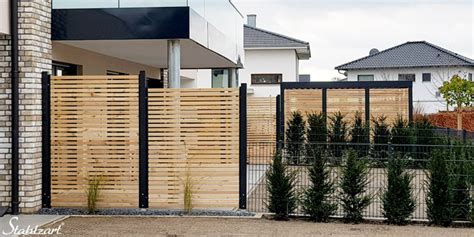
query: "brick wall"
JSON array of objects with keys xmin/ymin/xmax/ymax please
[{"xmin": 0, "ymin": 0, "xmax": 52, "ymax": 213}]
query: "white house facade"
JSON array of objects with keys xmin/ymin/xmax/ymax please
[
  {"xmin": 183, "ymin": 15, "xmax": 311, "ymax": 97},
  {"xmin": 336, "ymin": 41, "xmax": 474, "ymax": 114}
]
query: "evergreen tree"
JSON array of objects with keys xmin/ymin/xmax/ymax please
[
  {"xmin": 328, "ymin": 112, "xmax": 348, "ymax": 158},
  {"xmin": 349, "ymin": 111, "xmax": 370, "ymax": 157},
  {"xmin": 390, "ymin": 115, "xmax": 413, "ymax": 152},
  {"xmin": 266, "ymin": 152, "xmax": 297, "ymax": 220},
  {"xmin": 413, "ymin": 115, "xmax": 439, "ymax": 164},
  {"xmin": 285, "ymin": 111, "xmax": 306, "ymax": 164},
  {"xmin": 426, "ymin": 150, "xmax": 453, "ymax": 226},
  {"xmin": 302, "ymin": 147, "xmax": 337, "ymax": 222},
  {"xmin": 382, "ymin": 154, "xmax": 416, "ymax": 225},
  {"xmin": 451, "ymin": 145, "xmax": 472, "ymax": 221},
  {"xmin": 339, "ymin": 149, "xmax": 372, "ymax": 223},
  {"xmin": 372, "ymin": 115, "xmax": 391, "ymax": 159},
  {"xmin": 306, "ymin": 112, "xmax": 328, "ymax": 159}
]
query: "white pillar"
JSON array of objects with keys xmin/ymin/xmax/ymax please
[
  {"xmin": 229, "ymin": 68, "xmax": 238, "ymax": 88},
  {"xmin": 168, "ymin": 40, "xmax": 181, "ymax": 88}
]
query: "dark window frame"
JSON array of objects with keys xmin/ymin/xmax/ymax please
[
  {"xmin": 398, "ymin": 73, "xmax": 416, "ymax": 82},
  {"xmin": 53, "ymin": 61, "xmax": 81, "ymax": 76},
  {"xmin": 251, "ymin": 74, "xmax": 283, "ymax": 85},
  {"xmin": 469, "ymin": 73, "xmax": 473, "ymax": 82},
  {"xmin": 422, "ymin": 73, "xmax": 431, "ymax": 82},
  {"xmin": 357, "ymin": 74, "xmax": 374, "ymax": 81},
  {"xmin": 107, "ymin": 70, "xmax": 129, "ymax": 76}
]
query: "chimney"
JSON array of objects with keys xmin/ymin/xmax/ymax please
[{"xmin": 247, "ymin": 14, "xmax": 256, "ymax": 27}]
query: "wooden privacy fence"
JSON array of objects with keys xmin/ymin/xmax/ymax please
[
  {"xmin": 148, "ymin": 88, "xmax": 240, "ymax": 209},
  {"xmin": 45, "ymin": 73, "xmax": 243, "ymax": 210},
  {"xmin": 50, "ymin": 75, "xmax": 140, "ymax": 208},
  {"xmin": 247, "ymin": 97, "xmax": 276, "ymax": 164}
]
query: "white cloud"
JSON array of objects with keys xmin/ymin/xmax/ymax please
[{"xmin": 233, "ymin": 0, "xmax": 473, "ymax": 81}]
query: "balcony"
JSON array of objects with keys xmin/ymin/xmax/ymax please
[{"xmin": 52, "ymin": 0, "xmax": 244, "ymax": 68}]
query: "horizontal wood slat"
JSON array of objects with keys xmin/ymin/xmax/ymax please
[
  {"xmin": 50, "ymin": 75, "xmax": 139, "ymax": 208},
  {"xmin": 370, "ymin": 89, "xmax": 409, "ymax": 124},
  {"xmin": 147, "ymin": 88, "xmax": 240, "ymax": 209}
]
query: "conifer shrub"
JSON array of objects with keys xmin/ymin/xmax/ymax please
[
  {"xmin": 266, "ymin": 152, "xmax": 297, "ymax": 220},
  {"xmin": 382, "ymin": 154, "xmax": 416, "ymax": 225},
  {"xmin": 426, "ymin": 150, "xmax": 453, "ymax": 226},
  {"xmin": 451, "ymin": 145, "xmax": 472, "ymax": 221},
  {"xmin": 328, "ymin": 112, "xmax": 348, "ymax": 159},
  {"xmin": 349, "ymin": 111, "xmax": 370, "ymax": 157},
  {"xmin": 306, "ymin": 112, "xmax": 328, "ymax": 147},
  {"xmin": 390, "ymin": 115, "xmax": 414, "ymax": 152},
  {"xmin": 372, "ymin": 115, "xmax": 391, "ymax": 160},
  {"xmin": 302, "ymin": 147, "xmax": 337, "ymax": 222},
  {"xmin": 339, "ymin": 149, "xmax": 372, "ymax": 223},
  {"xmin": 285, "ymin": 111, "xmax": 306, "ymax": 164}
]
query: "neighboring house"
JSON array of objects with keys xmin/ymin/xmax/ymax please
[
  {"xmin": 0, "ymin": 0, "xmax": 244, "ymax": 213},
  {"xmin": 335, "ymin": 41, "xmax": 474, "ymax": 114},
  {"xmin": 185, "ymin": 15, "xmax": 311, "ymax": 97}
]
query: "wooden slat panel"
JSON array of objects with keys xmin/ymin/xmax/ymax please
[
  {"xmin": 284, "ymin": 89, "xmax": 323, "ymax": 122},
  {"xmin": 247, "ymin": 97, "xmax": 276, "ymax": 164},
  {"xmin": 370, "ymin": 89, "xmax": 409, "ymax": 124},
  {"xmin": 327, "ymin": 89, "xmax": 365, "ymax": 120},
  {"xmin": 147, "ymin": 88, "xmax": 240, "ymax": 210},
  {"xmin": 51, "ymin": 75, "xmax": 139, "ymax": 208}
]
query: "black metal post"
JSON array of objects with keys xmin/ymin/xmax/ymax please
[
  {"xmin": 365, "ymin": 88, "xmax": 370, "ymax": 123},
  {"xmin": 138, "ymin": 71, "xmax": 149, "ymax": 208},
  {"xmin": 41, "ymin": 72, "xmax": 51, "ymax": 208},
  {"xmin": 10, "ymin": 0, "xmax": 20, "ymax": 215},
  {"xmin": 462, "ymin": 129, "xmax": 467, "ymax": 142},
  {"xmin": 276, "ymin": 95, "xmax": 282, "ymax": 149},
  {"xmin": 239, "ymin": 83, "xmax": 247, "ymax": 209},
  {"xmin": 322, "ymin": 88, "xmax": 327, "ymax": 116},
  {"xmin": 408, "ymin": 86, "xmax": 414, "ymax": 122},
  {"xmin": 280, "ymin": 84, "xmax": 285, "ymax": 143}
]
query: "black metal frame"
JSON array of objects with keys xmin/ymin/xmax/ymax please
[
  {"xmin": 41, "ymin": 72, "xmax": 51, "ymax": 208},
  {"xmin": 239, "ymin": 83, "xmax": 247, "ymax": 209},
  {"xmin": 138, "ymin": 71, "xmax": 149, "ymax": 208},
  {"xmin": 279, "ymin": 81, "xmax": 414, "ymax": 142}
]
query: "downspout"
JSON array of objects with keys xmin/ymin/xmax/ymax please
[{"xmin": 10, "ymin": 0, "xmax": 20, "ymax": 215}]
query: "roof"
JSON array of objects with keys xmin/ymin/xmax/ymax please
[
  {"xmin": 335, "ymin": 41, "xmax": 474, "ymax": 70},
  {"xmin": 244, "ymin": 25, "xmax": 311, "ymax": 59}
]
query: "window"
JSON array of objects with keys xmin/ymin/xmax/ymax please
[
  {"xmin": 357, "ymin": 75, "xmax": 374, "ymax": 81},
  {"xmin": 107, "ymin": 70, "xmax": 128, "ymax": 75},
  {"xmin": 398, "ymin": 74, "xmax": 416, "ymax": 81},
  {"xmin": 435, "ymin": 91, "xmax": 441, "ymax": 98},
  {"xmin": 422, "ymin": 73, "xmax": 431, "ymax": 82},
  {"xmin": 251, "ymin": 74, "xmax": 282, "ymax": 84},
  {"xmin": 212, "ymin": 69, "xmax": 230, "ymax": 88},
  {"xmin": 469, "ymin": 73, "xmax": 473, "ymax": 82},
  {"xmin": 148, "ymin": 78, "xmax": 164, "ymax": 88},
  {"xmin": 53, "ymin": 61, "xmax": 81, "ymax": 76}
]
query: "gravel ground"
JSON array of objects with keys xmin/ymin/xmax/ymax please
[
  {"xmin": 33, "ymin": 217, "xmax": 473, "ymax": 237},
  {"xmin": 38, "ymin": 208, "xmax": 254, "ymax": 217}
]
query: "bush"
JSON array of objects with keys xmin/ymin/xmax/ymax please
[
  {"xmin": 413, "ymin": 115, "xmax": 439, "ymax": 163},
  {"xmin": 285, "ymin": 111, "xmax": 306, "ymax": 165},
  {"xmin": 426, "ymin": 150, "xmax": 453, "ymax": 226},
  {"xmin": 328, "ymin": 112, "xmax": 348, "ymax": 158},
  {"xmin": 266, "ymin": 152, "xmax": 297, "ymax": 220},
  {"xmin": 307, "ymin": 112, "xmax": 327, "ymax": 145},
  {"xmin": 390, "ymin": 115, "xmax": 413, "ymax": 151},
  {"xmin": 372, "ymin": 115, "xmax": 390, "ymax": 159},
  {"xmin": 302, "ymin": 147, "xmax": 337, "ymax": 222},
  {"xmin": 349, "ymin": 111, "xmax": 370, "ymax": 157},
  {"xmin": 451, "ymin": 145, "xmax": 472, "ymax": 221},
  {"xmin": 339, "ymin": 149, "xmax": 372, "ymax": 223},
  {"xmin": 382, "ymin": 154, "xmax": 416, "ymax": 225}
]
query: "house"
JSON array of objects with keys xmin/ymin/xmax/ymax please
[
  {"xmin": 1, "ymin": 0, "xmax": 244, "ymax": 213},
  {"xmin": 335, "ymin": 41, "xmax": 474, "ymax": 114},
  {"xmin": 183, "ymin": 15, "xmax": 311, "ymax": 97}
]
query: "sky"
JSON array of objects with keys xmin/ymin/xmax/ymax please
[{"xmin": 232, "ymin": 0, "xmax": 474, "ymax": 81}]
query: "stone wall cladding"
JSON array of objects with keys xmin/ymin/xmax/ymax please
[
  {"xmin": 17, "ymin": 0, "xmax": 52, "ymax": 213},
  {"xmin": 0, "ymin": 34, "xmax": 12, "ymax": 209},
  {"xmin": 0, "ymin": 0, "xmax": 52, "ymax": 213}
]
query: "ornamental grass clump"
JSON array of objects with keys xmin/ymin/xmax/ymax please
[
  {"xmin": 266, "ymin": 152, "xmax": 297, "ymax": 220},
  {"xmin": 381, "ymin": 154, "xmax": 416, "ymax": 225},
  {"xmin": 86, "ymin": 175, "xmax": 103, "ymax": 214}
]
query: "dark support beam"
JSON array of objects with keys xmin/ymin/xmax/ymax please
[
  {"xmin": 41, "ymin": 72, "xmax": 51, "ymax": 208},
  {"xmin": 365, "ymin": 88, "xmax": 370, "ymax": 123},
  {"xmin": 276, "ymin": 95, "xmax": 282, "ymax": 149},
  {"xmin": 408, "ymin": 86, "xmax": 414, "ymax": 122},
  {"xmin": 10, "ymin": 0, "xmax": 20, "ymax": 215},
  {"xmin": 322, "ymin": 88, "xmax": 327, "ymax": 116},
  {"xmin": 239, "ymin": 83, "xmax": 247, "ymax": 209},
  {"xmin": 280, "ymin": 84, "xmax": 285, "ymax": 143},
  {"xmin": 138, "ymin": 71, "xmax": 149, "ymax": 208}
]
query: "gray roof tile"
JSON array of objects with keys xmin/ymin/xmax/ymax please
[
  {"xmin": 335, "ymin": 41, "xmax": 474, "ymax": 70},
  {"xmin": 244, "ymin": 25, "xmax": 309, "ymax": 49}
]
